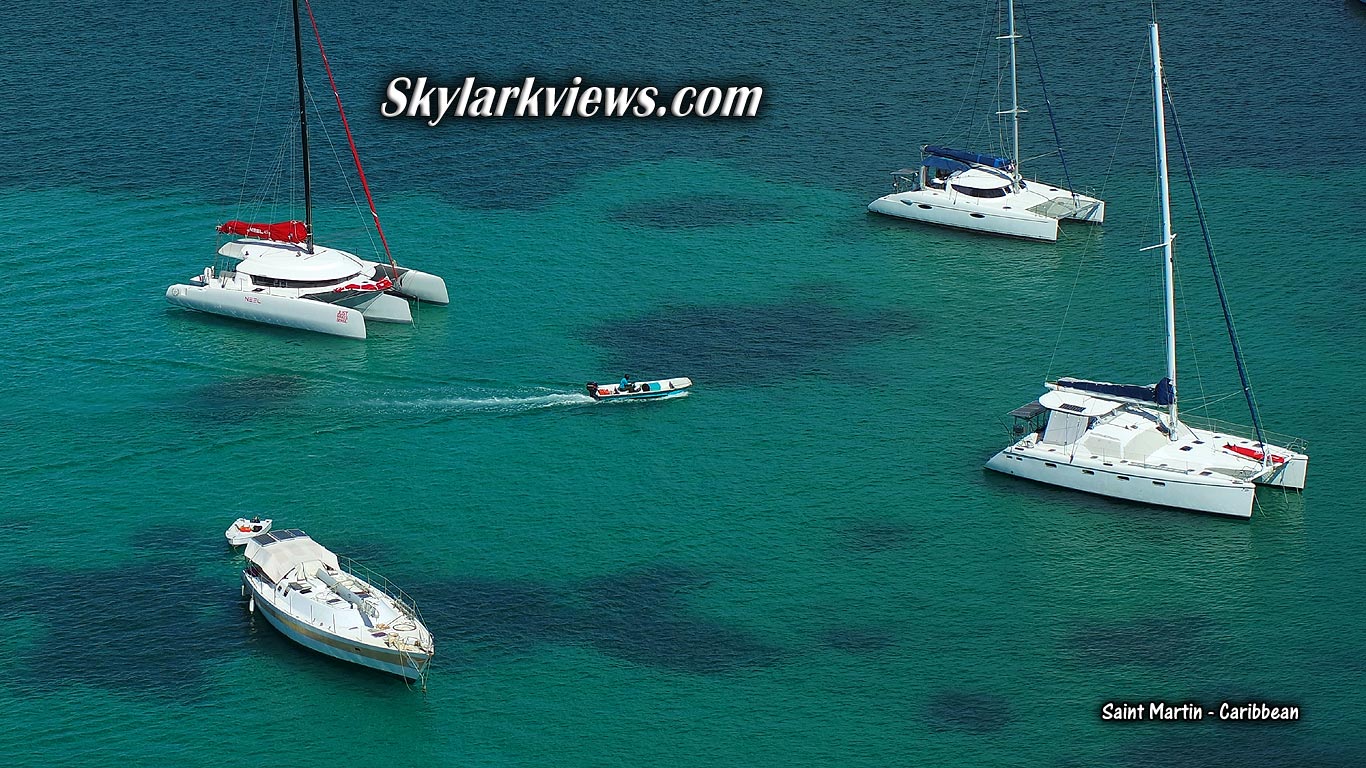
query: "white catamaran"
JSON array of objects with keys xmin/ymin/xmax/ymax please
[
  {"xmin": 985, "ymin": 19, "xmax": 1308, "ymax": 519},
  {"xmin": 166, "ymin": 0, "xmax": 447, "ymax": 339},
  {"xmin": 869, "ymin": 0, "xmax": 1104, "ymax": 241}
]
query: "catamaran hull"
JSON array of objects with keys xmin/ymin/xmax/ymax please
[
  {"xmin": 1252, "ymin": 454, "xmax": 1308, "ymax": 491},
  {"xmin": 986, "ymin": 448, "xmax": 1256, "ymax": 518},
  {"xmin": 167, "ymin": 283, "xmax": 367, "ymax": 338},
  {"xmin": 869, "ymin": 193, "xmax": 1059, "ymax": 241},
  {"xmin": 243, "ymin": 576, "xmax": 429, "ymax": 681},
  {"xmin": 868, "ymin": 183, "xmax": 1104, "ymax": 241}
]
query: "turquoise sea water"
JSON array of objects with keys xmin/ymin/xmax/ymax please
[{"xmin": 2, "ymin": 0, "xmax": 1365, "ymax": 765}]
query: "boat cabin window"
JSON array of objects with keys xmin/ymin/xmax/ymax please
[
  {"xmin": 248, "ymin": 272, "xmax": 365, "ymax": 289},
  {"xmin": 950, "ymin": 184, "xmax": 1008, "ymax": 199}
]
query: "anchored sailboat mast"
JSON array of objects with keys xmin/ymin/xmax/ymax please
[
  {"xmin": 292, "ymin": 0, "xmax": 313, "ymax": 253},
  {"xmin": 1151, "ymin": 21, "xmax": 1179, "ymax": 435},
  {"xmin": 994, "ymin": 0, "xmax": 1027, "ymax": 181}
]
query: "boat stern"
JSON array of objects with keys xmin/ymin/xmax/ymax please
[{"xmin": 1256, "ymin": 450, "xmax": 1309, "ymax": 491}]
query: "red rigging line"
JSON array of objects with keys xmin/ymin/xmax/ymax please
[{"xmin": 303, "ymin": 0, "xmax": 399, "ymax": 274}]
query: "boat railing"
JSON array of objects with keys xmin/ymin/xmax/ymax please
[
  {"xmin": 337, "ymin": 555, "xmax": 425, "ymax": 625},
  {"xmin": 890, "ymin": 169, "xmax": 921, "ymax": 192},
  {"xmin": 1179, "ymin": 413, "xmax": 1308, "ymax": 453}
]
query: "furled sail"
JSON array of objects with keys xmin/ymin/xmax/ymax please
[
  {"xmin": 217, "ymin": 220, "xmax": 309, "ymax": 244},
  {"xmin": 1057, "ymin": 376, "xmax": 1175, "ymax": 405},
  {"xmin": 924, "ymin": 145, "xmax": 1013, "ymax": 170}
]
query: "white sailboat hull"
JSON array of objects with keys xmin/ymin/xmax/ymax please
[
  {"xmin": 868, "ymin": 180, "xmax": 1105, "ymax": 242},
  {"xmin": 241, "ymin": 529, "xmax": 433, "ymax": 682},
  {"xmin": 167, "ymin": 282, "xmax": 368, "ymax": 339},
  {"xmin": 986, "ymin": 446, "xmax": 1258, "ymax": 519},
  {"xmin": 244, "ymin": 576, "xmax": 429, "ymax": 680}
]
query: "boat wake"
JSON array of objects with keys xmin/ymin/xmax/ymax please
[{"xmin": 374, "ymin": 390, "xmax": 597, "ymax": 413}]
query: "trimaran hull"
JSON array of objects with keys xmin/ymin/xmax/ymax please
[
  {"xmin": 165, "ymin": 261, "xmax": 446, "ymax": 338},
  {"xmin": 167, "ymin": 282, "xmax": 371, "ymax": 338}
]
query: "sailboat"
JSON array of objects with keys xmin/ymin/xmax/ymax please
[
  {"xmin": 165, "ymin": 0, "xmax": 448, "ymax": 339},
  {"xmin": 984, "ymin": 19, "xmax": 1308, "ymax": 519},
  {"xmin": 868, "ymin": 0, "xmax": 1104, "ymax": 241},
  {"xmin": 242, "ymin": 528, "xmax": 434, "ymax": 684}
]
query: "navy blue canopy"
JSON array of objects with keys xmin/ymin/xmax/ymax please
[
  {"xmin": 922, "ymin": 155, "xmax": 970, "ymax": 173},
  {"xmin": 924, "ymin": 145, "xmax": 1012, "ymax": 170},
  {"xmin": 1058, "ymin": 377, "xmax": 1175, "ymax": 406}
]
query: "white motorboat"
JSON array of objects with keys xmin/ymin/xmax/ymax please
[
  {"xmin": 984, "ymin": 19, "xmax": 1308, "ymax": 519},
  {"xmin": 242, "ymin": 528, "xmax": 434, "ymax": 684},
  {"xmin": 586, "ymin": 376, "xmax": 693, "ymax": 401},
  {"xmin": 868, "ymin": 0, "xmax": 1104, "ymax": 241},
  {"xmin": 166, "ymin": 0, "xmax": 447, "ymax": 339},
  {"xmin": 225, "ymin": 516, "xmax": 272, "ymax": 546}
]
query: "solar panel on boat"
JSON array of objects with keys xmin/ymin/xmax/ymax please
[{"xmin": 252, "ymin": 528, "xmax": 307, "ymax": 545}]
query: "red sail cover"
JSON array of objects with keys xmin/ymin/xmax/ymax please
[
  {"xmin": 217, "ymin": 220, "xmax": 308, "ymax": 243},
  {"xmin": 1224, "ymin": 444, "xmax": 1286, "ymax": 464}
]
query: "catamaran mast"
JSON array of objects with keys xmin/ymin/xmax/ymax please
[
  {"xmin": 1001, "ymin": 0, "xmax": 1022, "ymax": 183},
  {"xmin": 292, "ymin": 0, "xmax": 313, "ymax": 253},
  {"xmin": 1152, "ymin": 21, "xmax": 1179, "ymax": 435}
]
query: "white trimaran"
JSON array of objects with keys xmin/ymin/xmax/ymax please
[
  {"xmin": 166, "ymin": 0, "xmax": 447, "ymax": 339},
  {"xmin": 985, "ymin": 18, "xmax": 1308, "ymax": 519},
  {"xmin": 868, "ymin": 0, "xmax": 1104, "ymax": 241}
]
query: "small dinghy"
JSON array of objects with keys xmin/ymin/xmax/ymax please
[
  {"xmin": 586, "ymin": 376, "xmax": 693, "ymax": 401},
  {"xmin": 225, "ymin": 517, "xmax": 272, "ymax": 546}
]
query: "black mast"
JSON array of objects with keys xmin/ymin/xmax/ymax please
[{"xmin": 292, "ymin": 0, "xmax": 313, "ymax": 252}]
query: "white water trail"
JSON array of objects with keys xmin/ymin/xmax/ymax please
[{"xmin": 369, "ymin": 389, "xmax": 597, "ymax": 414}]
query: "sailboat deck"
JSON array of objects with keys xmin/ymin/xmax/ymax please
[{"xmin": 1079, "ymin": 409, "xmax": 1248, "ymax": 475}]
